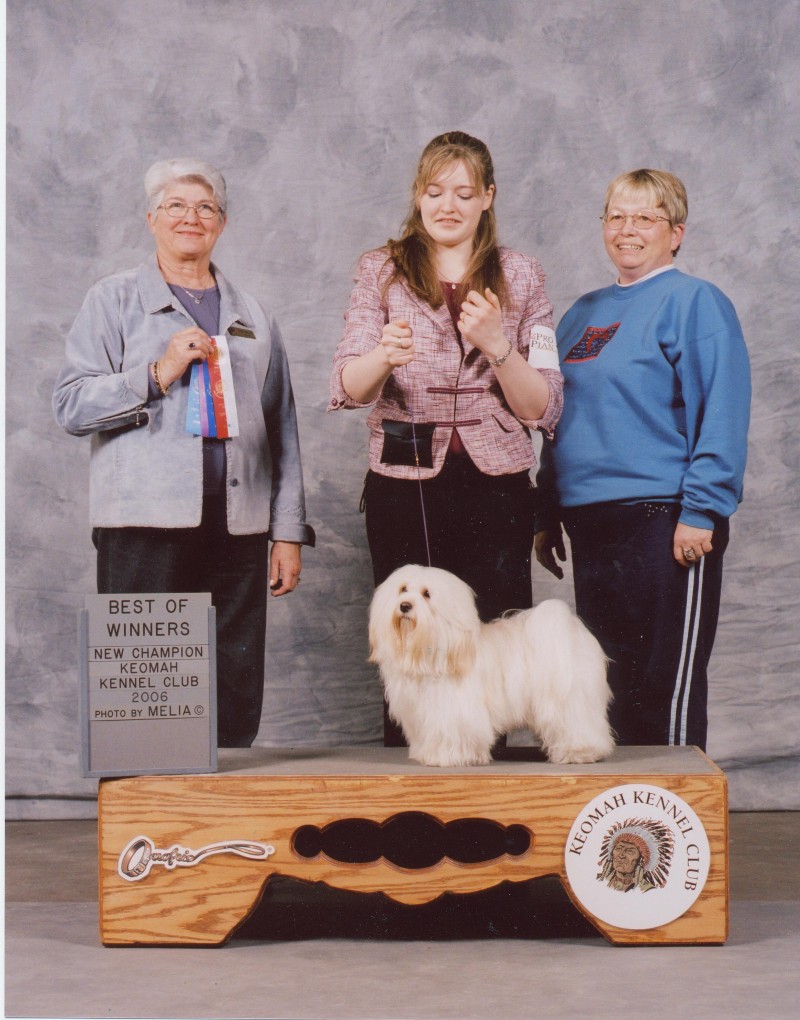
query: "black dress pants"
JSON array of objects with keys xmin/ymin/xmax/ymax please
[
  {"xmin": 364, "ymin": 455, "xmax": 537, "ymax": 744},
  {"xmin": 94, "ymin": 490, "xmax": 271, "ymax": 747}
]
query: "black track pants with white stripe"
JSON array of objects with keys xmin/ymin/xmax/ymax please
[{"xmin": 563, "ymin": 502, "xmax": 729, "ymax": 751}]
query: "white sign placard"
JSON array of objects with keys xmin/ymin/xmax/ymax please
[{"xmin": 80, "ymin": 593, "xmax": 217, "ymax": 777}]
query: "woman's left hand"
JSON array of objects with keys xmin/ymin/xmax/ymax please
[
  {"xmin": 673, "ymin": 523, "xmax": 714, "ymax": 567},
  {"xmin": 268, "ymin": 541, "xmax": 303, "ymax": 596},
  {"xmin": 459, "ymin": 288, "xmax": 508, "ymax": 359}
]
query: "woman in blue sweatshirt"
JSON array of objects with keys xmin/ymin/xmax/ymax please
[{"xmin": 535, "ymin": 169, "xmax": 750, "ymax": 751}]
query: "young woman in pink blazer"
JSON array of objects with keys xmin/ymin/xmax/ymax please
[{"xmin": 329, "ymin": 131, "xmax": 563, "ymax": 743}]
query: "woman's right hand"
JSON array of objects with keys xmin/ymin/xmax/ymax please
[
  {"xmin": 156, "ymin": 326, "xmax": 215, "ymax": 389},
  {"xmin": 534, "ymin": 528, "xmax": 566, "ymax": 580},
  {"xmin": 379, "ymin": 320, "xmax": 414, "ymax": 368},
  {"xmin": 341, "ymin": 320, "xmax": 414, "ymax": 404}
]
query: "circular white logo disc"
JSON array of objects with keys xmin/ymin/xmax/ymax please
[{"xmin": 564, "ymin": 783, "xmax": 711, "ymax": 931}]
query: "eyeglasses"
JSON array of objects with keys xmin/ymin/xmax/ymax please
[
  {"xmin": 158, "ymin": 200, "xmax": 221, "ymax": 220},
  {"xmin": 602, "ymin": 213, "xmax": 671, "ymax": 230}
]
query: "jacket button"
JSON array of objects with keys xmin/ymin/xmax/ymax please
[{"xmin": 230, "ymin": 478, "xmax": 239, "ymax": 487}]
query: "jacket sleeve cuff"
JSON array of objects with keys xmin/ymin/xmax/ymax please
[
  {"xmin": 268, "ymin": 522, "xmax": 316, "ymax": 547},
  {"xmin": 124, "ymin": 361, "xmax": 154, "ymax": 403},
  {"xmin": 327, "ymin": 363, "xmax": 375, "ymax": 411},
  {"xmin": 679, "ymin": 508, "xmax": 717, "ymax": 530},
  {"xmin": 518, "ymin": 369, "xmax": 564, "ymax": 438}
]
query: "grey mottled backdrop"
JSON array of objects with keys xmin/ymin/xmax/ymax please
[{"xmin": 6, "ymin": 0, "xmax": 798, "ymax": 816}]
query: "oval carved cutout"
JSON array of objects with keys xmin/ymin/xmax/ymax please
[{"xmin": 293, "ymin": 812, "xmax": 532, "ymax": 869}]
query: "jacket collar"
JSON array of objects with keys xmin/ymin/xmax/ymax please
[
  {"xmin": 137, "ymin": 254, "xmax": 255, "ymax": 333},
  {"xmin": 373, "ymin": 247, "xmax": 458, "ymax": 336},
  {"xmin": 401, "ymin": 278, "xmax": 457, "ymax": 336}
]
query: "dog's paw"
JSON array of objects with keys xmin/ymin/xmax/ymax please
[
  {"xmin": 409, "ymin": 746, "xmax": 492, "ymax": 768},
  {"xmin": 547, "ymin": 745, "xmax": 613, "ymax": 765}
]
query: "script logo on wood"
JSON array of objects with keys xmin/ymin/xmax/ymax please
[
  {"xmin": 564, "ymin": 783, "xmax": 711, "ymax": 930},
  {"xmin": 117, "ymin": 835, "xmax": 275, "ymax": 882}
]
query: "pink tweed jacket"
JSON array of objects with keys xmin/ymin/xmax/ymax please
[{"xmin": 328, "ymin": 246, "xmax": 563, "ymax": 479}]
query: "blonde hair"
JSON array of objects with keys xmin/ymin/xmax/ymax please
[
  {"xmin": 384, "ymin": 132, "xmax": 506, "ymax": 308},
  {"xmin": 603, "ymin": 168, "xmax": 688, "ymax": 223},
  {"xmin": 604, "ymin": 168, "xmax": 687, "ymax": 255}
]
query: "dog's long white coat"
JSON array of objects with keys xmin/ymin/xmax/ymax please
[{"xmin": 369, "ymin": 565, "xmax": 614, "ymax": 767}]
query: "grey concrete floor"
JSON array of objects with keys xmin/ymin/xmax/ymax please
[{"xmin": 5, "ymin": 813, "xmax": 800, "ymax": 1020}]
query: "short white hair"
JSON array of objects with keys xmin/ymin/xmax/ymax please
[{"xmin": 144, "ymin": 158, "xmax": 227, "ymax": 217}]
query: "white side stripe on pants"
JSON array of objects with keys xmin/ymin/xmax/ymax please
[{"xmin": 669, "ymin": 557, "xmax": 705, "ymax": 745}]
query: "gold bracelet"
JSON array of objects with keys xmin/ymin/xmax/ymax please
[
  {"xmin": 489, "ymin": 340, "xmax": 514, "ymax": 367},
  {"xmin": 152, "ymin": 361, "xmax": 169, "ymax": 396}
]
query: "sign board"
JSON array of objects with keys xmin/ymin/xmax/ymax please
[{"xmin": 80, "ymin": 594, "xmax": 217, "ymax": 777}]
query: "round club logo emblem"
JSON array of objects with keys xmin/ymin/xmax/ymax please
[{"xmin": 564, "ymin": 783, "xmax": 710, "ymax": 930}]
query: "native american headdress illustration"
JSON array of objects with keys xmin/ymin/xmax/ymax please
[{"xmin": 597, "ymin": 817, "xmax": 675, "ymax": 891}]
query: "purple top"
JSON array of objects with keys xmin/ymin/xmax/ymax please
[{"xmin": 148, "ymin": 285, "xmax": 225, "ymax": 494}]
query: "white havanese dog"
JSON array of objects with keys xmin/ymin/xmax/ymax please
[{"xmin": 369, "ymin": 565, "xmax": 614, "ymax": 767}]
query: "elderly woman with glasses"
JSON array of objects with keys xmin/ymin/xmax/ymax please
[
  {"xmin": 535, "ymin": 169, "xmax": 750, "ymax": 752},
  {"xmin": 53, "ymin": 157, "xmax": 314, "ymax": 748}
]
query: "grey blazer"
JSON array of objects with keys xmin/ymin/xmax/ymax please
[{"xmin": 53, "ymin": 255, "xmax": 313, "ymax": 542}]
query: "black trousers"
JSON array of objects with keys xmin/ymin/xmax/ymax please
[
  {"xmin": 364, "ymin": 455, "xmax": 537, "ymax": 744},
  {"xmin": 94, "ymin": 490, "xmax": 270, "ymax": 748},
  {"xmin": 563, "ymin": 501, "xmax": 729, "ymax": 751}
]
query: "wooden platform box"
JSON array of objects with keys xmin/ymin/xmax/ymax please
[{"xmin": 98, "ymin": 745, "xmax": 728, "ymax": 946}]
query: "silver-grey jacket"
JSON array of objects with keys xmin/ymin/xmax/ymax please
[{"xmin": 53, "ymin": 256, "xmax": 314, "ymax": 542}]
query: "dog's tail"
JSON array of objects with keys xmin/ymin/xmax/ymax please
[{"xmin": 525, "ymin": 599, "xmax": 610, "ymax": 698}]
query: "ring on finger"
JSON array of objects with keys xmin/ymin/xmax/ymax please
[
  {"xmin": 683, "ymin": 548, "xmax": 695, "ymax": 559},
  {"xmin": 188, "ymin": 341, "xmax": 196, "ymax": 350}
]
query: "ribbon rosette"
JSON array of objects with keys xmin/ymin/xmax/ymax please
[{"xmin": 186, "ymin": 336, "xmax": 239, "ymax": 438}]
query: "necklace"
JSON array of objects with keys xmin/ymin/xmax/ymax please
[{"xmin": 181, "ymin": 284, "xmax": 212, "ymax": 306}]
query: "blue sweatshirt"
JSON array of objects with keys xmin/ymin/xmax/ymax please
[{"xmin": 537, "ymin": 268, "xmax": 750, "ymax": 530}]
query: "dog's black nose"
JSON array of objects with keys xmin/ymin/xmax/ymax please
[{"xmin": 400, "ymin": 601, "xmax": 412, "ymax": 614}]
